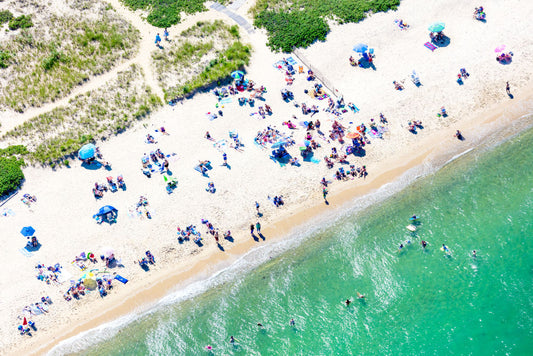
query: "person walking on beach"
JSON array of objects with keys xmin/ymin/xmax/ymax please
[
  {"xmin": 255, "ymin": 222, "xmax": 261, "ymax": 234},
  {"xmin": 506, "ymin": 81, "xmax": 512, "ymax": 96},
  {"xmin": 155, "ymin": 33, "xmax": 161, "ymax": 48},
  {"xmin": 322, "ymin": 187, "xmax": 328, "ymax": 201},
  {"xmin": 164, "ymin": 28, "xmax": 169, "ymax": 41},
  {"xmin": 250, "ymin": 224, "xmax": 255, "ymax": 236},
  {"xmin": 255, "ymin": 201, "xmax": 260, "ymax": 215},
  {"xmin": 222, "ymin": 152, "xmax": 227, "ymax": 166}
]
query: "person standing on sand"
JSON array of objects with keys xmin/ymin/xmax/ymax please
[
  {"xmin": 323, "ymin": 187, "xmax": 328, "ymax": 201},
  {"xmin": 223, "ymin": 152, "xmax": 227, "ymax": 166},
  {"xmin": 155, "ymin": 33, "xmax": 161, "ymax": 47},
  {"xmin": 256, "ymin": 222, "xmax": 261, "ymax": 234},
  {"xmin": 506, "ymin": 81, "xmax": 511, "ymax": 95},
  {"xmin": 250, "ymin": 224, "xmax": 255, "ymax": 236},
  {"xmin": 255, "ymin": 201, "xmax": 260, "ymax": 215}
]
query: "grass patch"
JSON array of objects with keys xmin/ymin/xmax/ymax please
[
  {"xmin": 0, "ymin": 10, "xmax": 13, "ymax": 25},
  {"xmin": 120, "ymin": 0, "xmax": 207, "ymax": 27},
  {"xmin": 1, "ymin": 65, "xmax": 162, "ymax": 165},
  {"xmin": 8, "ymin": 14, "xmax": 33, "ymax": 30},
  {"xmin": 251, "ymin": 0, "xmax": 400, "ymax": 52},
  {"xmin": 152, "ymin": 21, "xmax": 251, "ymax": 100},
  {"xmin": 0, "ymin": 2, "xmax": 139, "ymax": 112}
]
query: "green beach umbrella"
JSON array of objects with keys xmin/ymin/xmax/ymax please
[{"xmin": 428, "ymin": 22, "xmax": 445, "ymax": 33}]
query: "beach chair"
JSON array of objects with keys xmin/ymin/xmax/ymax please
[
  {"xmin": 410, "ymin": 70, "xmax": 421, "ymax": 86},
  {"xmin": 298, "ymin": 66, "xmax": 304, "ymax": 74},
  {"xmin": 424, "ymin": 42, "xmax": 437, "ymax": 51},
  {"xmin": 163, "ymin": 174, "xmax": 178, "ymax": 187}
]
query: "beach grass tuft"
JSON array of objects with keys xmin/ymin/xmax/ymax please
[
  {"xmin": 152, "ymin": 20, "xmax": 252, "ymax": 101},
  {"xmin": 120, "ymin": 0, "xmax": 207, "ymax": 27}
]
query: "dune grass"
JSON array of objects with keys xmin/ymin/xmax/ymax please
[
  {"xmin": 0, "ymin": 4, "xmax": 139, "ymax": 112},
  {"xmin": 1, "ymin": 65, "xmax": 162, "ymax": 166},
  {"xmin": 251, "ymin": 0, "xmax": 400, "ymax": 52},
  {"xmin": 152, "ymin": 21, "xmax": 252, "ymax": 101},
  {"xmin": 120, "ymin": 0, "xmax": 207, "ymax": 28}
]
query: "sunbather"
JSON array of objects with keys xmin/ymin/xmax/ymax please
[{"xmin": 393, "ymin": 81, "xmax": 404, "ymax": 90}]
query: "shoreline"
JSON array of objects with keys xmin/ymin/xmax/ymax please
[{"xmin": 29, "ymin": 83, "xmax": 533, "ymax": 356}]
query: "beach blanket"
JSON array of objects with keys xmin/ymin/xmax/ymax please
[
  {"xmin": 424, "ymin": 42, "xmax": 437, "ymax": 51},
  {"xmin": 115, "ymin": 275, "xmax": 128, "ymax": 284},
  {"xmin": 286, "ymin": 57, "xmax": 297, "ymax": 66},
  {"xmin": 1, "ymin": 208, "xmax": 15, "ymax": 217},
  {"xmin": 206, "ymin": 112, "xmax": 217, "ymax": 121},
  {"xmin": 219, "ymin": 97, "xmax": 232, "ymax": 105},
  {"xmin": 19, "ymin": 248, "xmax": 33, "ymax": 257}
]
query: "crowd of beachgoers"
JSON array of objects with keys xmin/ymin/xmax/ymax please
[{"xmin": 2, "ymin": 0, "xmax": 532, "ymax": 354}]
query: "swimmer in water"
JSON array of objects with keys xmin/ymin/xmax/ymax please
[
  {"xmin": 345, "ymin": 299, "xmax": 351, "ymax": 306},
  {"xmin": 290, "ymin": 319, "xmax": 295, "ymax": 326},
  {"xmin": 472, "ymin": 250, "xmax": 477, "ymax": 258},
  {"xmin": 421, "ymin": 240, "xmax": 427, "ymax": 249},
  {"xmin": 257, "ymin": 323, "xmax": 264, "ymax": 328},
  {"xmin": 411, "ymin": 215, "xmax": 418, "ymax": 220},
  {"xmin": 399, "ymin": 243, "xmax": 404, "ymax": 250},
  {"xmin": 442, "ymin": 244, "xmax": 449, "ymax": 252},
  {"xmin": 230, "ymin": 336, "xmax": 235, "ymax": 343},
  {"xmin": 357, "ymin": 292, "xmax": 365, "ymax": 299}
]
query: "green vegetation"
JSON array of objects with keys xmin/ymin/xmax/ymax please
[
  {"xmin": 0, "ymin": 146, "xmax": 26, "ymax": 196},
  {"xmin": 8, "ymin": 14, "xmax": 33, "ymax": 30},
  {"xmin": 251, "ymin": 0, "xmax": 400, "ymax": 52},
  {"xmin": 152, "ymin": 21, "xmax": 252, "ymax": 100},
  {"xmin": 0, "ymin": 10, "xmax": 13, "ymax": 25},
  {"xmin": 121, "ymin": 0, "xmax": 207, "ymax": 27},
  {"xmin": 0, "ymin": 10, "xmax": 139, "ymax": 111},
  {"xmin": 1, "ymin": 65, "xmax": 162, "ymax": 165}
]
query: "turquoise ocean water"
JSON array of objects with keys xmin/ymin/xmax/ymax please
[{"xmin": 60, "ymin": 124, "xmax": 533, "ymax": 355}]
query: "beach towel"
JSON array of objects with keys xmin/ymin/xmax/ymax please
[
  {"xmin": 19, "ymin": 248, "xmax": 33, "ymax": 257},
  {"xmin": 115, "ymin": 275, "xmax": 128, "ymax": 284},
  {"xmin": 286, "ymin": 57, "xmax": 297, "ymax": 66},
  {"xmin": 219, "ymin": 97, "xmax": 232, "ymax": 105},
  {"xmin": 424, "ymin": 42, "xmax": 437, "ymax": 51},
  {"xmin": 1, "ymin": 208, "xmax": 15, "ymax": 217},
  {"xmin": 206, "ymin": 112, "xmax": 217, "ymax": 121}
]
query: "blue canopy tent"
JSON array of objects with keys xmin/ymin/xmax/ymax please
[
  {"xmin": 96, "ymin": 205, "xmax": 117, "ymax": 216},
  {"xmin": 20, "ymin": 226, "xmax": 36, "ymax": 237},
  {"xmin": 78, "ymin": 143, "xmax": 96, "ymax": 160}
]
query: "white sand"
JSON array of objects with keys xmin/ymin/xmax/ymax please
[{"xmin": 1, "ymin": 0, "xmax": 533, "ymax": 354}]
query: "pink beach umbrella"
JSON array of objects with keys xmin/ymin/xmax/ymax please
[{"xmin": 494, "ymin": 45, "xmax": 506, "ymax": 53}]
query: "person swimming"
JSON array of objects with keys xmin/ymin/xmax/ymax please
[
  {"xmin": 421, "ymin": 240, "xmax": 427, "ymax": 249},
  {"xmin": 472, "ymin": 250, "xmax": 477, "ymax": 258},
  {"xmin": 345, "ymin": 299, "xmax": 351, "ymax": 306},
  {"xmin": 442, "ymin": 244, "xmax": 449, "ymax": 251},
  {"xmin": 399, "ymin": 243, "xmax": 404, "ymax": 250},
  {"xmin": 357, "ymin": 292, "xmax": 365, "ymax": 299},
  {"xmin": 290, "ymin": 318, "xmax": 295, "ymax": 326},
  {"xmin": 257, "ymin": 323, "xmax": 264, "ymax": 328},
  {"xmin": 411, "ymin": 215, "xmax": 419, "ymax": 220},
  {"xmin": 230, "ymin": 336, "xmax": 235, "ymax": 343}
]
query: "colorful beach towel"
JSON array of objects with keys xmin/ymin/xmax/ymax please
[
  {"xmin": 424, "ymin": 42, "xmax": 437, "ymax": 51},
  {"xmin": 19, "ymin": 248, "xmax": 33, "ymax": 257},
  {"xmin": 219, "ymin": 97, "xmax": 232, "ymax": 105}
]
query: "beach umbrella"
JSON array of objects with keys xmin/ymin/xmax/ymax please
[
  {"xmin": 428, "ymin": 22, "xmax": 445, "ymax": 33},
  {"xmin": 494, "ymin": 45, "xmax": 506, "ymax": 53},
  {"xmin": 353, "ymin": 43, "xmax": 368, "ymax": 53},
  {"xmin": 102, "ymin": 247, "xmax": 114, "ymax": 258},
  {"xmin": 346, "ymin": 132, "xmax": 360, "ymax": 139},
  {"xmin": 303, "ymin": 140, "xmax": 311, "ymax": 147},
  {"xmin": 231, "ymin": 70, "xmax": 244, "ymax": 80},
  {"xmin": 20, "ymin": 226, "xmax": 36, "ymax": 237},
  {"xmin": 78, "ymin": 143, "xmax": 96, "ymax": 160},
  {"xmin": 96, "ymin": 205, "xmax": 117, "ymax": 216}
]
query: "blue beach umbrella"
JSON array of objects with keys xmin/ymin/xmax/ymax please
[
  {"xmin": 20, "ymin": 226, "xmax": 35, "ymax": 237},
  {"xmin": 96, "ymin": 205, "xmax": 117, "ymax": 216},
  {"xmin": 78, "ymin": 143, "xmax": 96, "ymax": 160},
  {"xmin": 231, "ymin": 70, "xmax": 244, "ymax": 80},
  {"xmin": 428, "ymin": 22, "xmax": 445, "ymax": 33},
  {"xmin": 353, "ymin": 43, "xmax": 368, "ymax": 53}
]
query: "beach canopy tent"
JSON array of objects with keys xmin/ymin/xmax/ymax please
[
  {"xmin": 20, "ymin": 226, "xmax": 35, "ymax": 237},
  {"xmin": 353, "ymin": 43, "xmax": 368, "ymax": 53},
  {"xmin": 231, "ymin": 70, "xmax": 244, "ymax": 80},
  {"xmin": 78, "ymin": 143, "xmax": 96, "ymax": 160},
  {"xmin": 96, "ymin": 205, "xmax": 117, "ymax": 216},
  {"xmin": 494, "ymin": 45, "xmax": 506, "ymax": 53},
  {"xmin": 428, "ymin": 22, "xmax": 445, "ymax": 33}
]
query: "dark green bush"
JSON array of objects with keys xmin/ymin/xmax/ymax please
[
  {"xmin": 0, "ymin": 156, "xmax": 25, "ymax": 196},
  {"xmin": 0, "ymin": 50, "xmax": 11, "ymax": 69},
  {"xmin": 252, "ymin": 0, "xmax": 400, "ymax": 52},
  {"xmin": 8, "ymin": 15, "xmax": 33, "ymax": 30},
  {"xmin": 0, "ymin": 10, "xmax": 13, "ymax": 25},
  {"xmin": 121, "ymin": 0, "xmax": 207, "ymax": 27},
  {"xmin": 0, "ymin": 145, "xmax": 28, "ymax": 157},
  {"xmin": 42, "ymin": 49, "xmax": 66, "ymax": 70}
]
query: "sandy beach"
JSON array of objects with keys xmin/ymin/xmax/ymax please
[{"xmin": 1, "ymin": 0, "xmax": 533, "ymax": 354}]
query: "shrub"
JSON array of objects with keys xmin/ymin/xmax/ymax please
[
  {"xmin": 0, "ymin": 156, "xmax": 25, "ymax": 196},
  {"xmin": 0, "ymin": 145, "xmax": 28, "ymax": 157},
  {"xmin": 0, "ymin": 50, "xmax": 11, "ymax": 69},
  {"xmin": 121, "ymin": 0, "xmax": 207, "ymax": 27},
  {"xmin": 8, "ymin": 15, "xmax": 33, "ymax": 31},
  {"xmin": 0, "ymin": 10, "xmax": 13, "ymax": 25}
]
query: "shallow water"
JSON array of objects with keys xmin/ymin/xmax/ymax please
[{"xmin": 68, "ymin": 126, "xmax": 533, "ymax": 355}]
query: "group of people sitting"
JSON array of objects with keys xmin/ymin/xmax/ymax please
[
  {"xmin": 269, "ymin": 195, "xmax": 285, "ymax": 207},
  {"xmin": 429, "ymin": 31, "xmax": 446, "ymax": 43},
  {"xmin": 258, "ymin": 104, "xmax": 273, "ymax": 118},
  {"xmin": 21, "ymin": 193, "xmax": 37, "ymax": 207},
  {"xmin": 407, "ymin": 120, "xmax": 424, "ymax": 133},
  {"xmin": 138, "ymin": 250, "xmax": 156, "ymax": 269},
  {"xmin": 93, "ymin": 182, "xmax": 108, "ymax": 198},
  {"xmin": 281, "ymin": 88, "xmax": 294, "ymax": 101},
  {"xmin": 27, "ymin": 236, "xmax": 40, "ymax": 248},
  {"xmin": 329, "ymin": 120, "xmax": 347, "ymax": 142},
  {"xmin": 393, "ymin": 81, "xmax": 405, "ymax": 90},
  {"xmin": 301, "ymin": 102, "xmax": 320, "ymax": 116},
  {"xmin": 177, "ymin": 225, "xmax": 201, "ymax": 243},
  {"xmin": 496, "ymin": 52, "xmax": 513, "ymax": 63},
  {"xmin": 35, "ymin": 263, "xmax": 61, "ymax": 284},
  {"xmin": 473, "ymin": 6, "xmax": 486, "ymax": 20}
]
